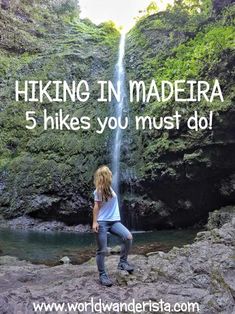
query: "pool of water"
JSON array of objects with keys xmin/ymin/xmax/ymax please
[{"xmin": 0, "ymin": 227, "xmax": 200, "ymax": 265}]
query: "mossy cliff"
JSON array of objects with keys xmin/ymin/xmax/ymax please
[
  {"xmin": 123, "ymin": 0, "xmax": 235, "ymax": 229},
  {"xmin": 0, "ymin": 0, "xmax": 234, "ymax": 229},
  {"xmin": 0, "ymin": 0, "xmax": 119, "ymax": 223}
]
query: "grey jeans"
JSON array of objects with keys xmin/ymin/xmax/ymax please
[{"xmin": 95, "ymin": 220, "xmax": 132, "ymax": 275}]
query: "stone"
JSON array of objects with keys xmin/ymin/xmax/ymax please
[
  {"xmin": 110, "ymin": 245, "xmax": 121, "ymax": 254},
  {"xmin": 0, "ymin": 255, "xmax": 29, "ymax": 266},
  {"xmin": 59, "ymin": 256, "xmax": 71, "ymax": 265},
  {"xmin": 207, "ymin": 206, "xmax": 235, "ymax": 230},
  {"xmin": 0, "ymin": 207, "xmax": 234, "ymax": 313},
  {"xmin": 0, "ymin": 215, "xmax": 91, "ymax": 233},
  {"xmin": 146, "ymin": 251, "xmax": 159, "ymax": 256}
]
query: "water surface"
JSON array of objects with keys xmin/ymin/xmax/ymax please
[{"xmin": 0, "ymin": 227, "xmax": 200, "ymax": 265}]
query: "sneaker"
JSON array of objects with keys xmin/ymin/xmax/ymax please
[
  {"xmin": 117, "ymin": 261, "xmax": 134, "ymax": 273},
  {"xmin": 99, "ymin": 273, "xmax": 113, "ymax": 287}
]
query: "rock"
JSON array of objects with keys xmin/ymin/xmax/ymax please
[
  {"xmin": 110, "ymin": 245, "xmax": 121, "ymax": 254},
  {"xmin": 0, "ymin": 255, "xmax": 29, "ymax": 266},
  {"xmin": 115, "ymin": 269, "xmax": 130, "ymax": 285},
  {"xmin": 0, "ymin": 207, "xmax": 234, "ymax": 313},
  {"xmin": 146, "ymin": 251, "xmax": 158, "ymax": 256},
  {"xmin": 0, "ymin": 1, "xmax": 119, "ymax": 225},
  {"xmin": 207, "ymin": 206, "xmax": 235, "ymax": 230},
  {"xmin": 0, "ymin": 215, "xmax": 91, "ymax": 232},
  {"xmin": 59, "ymin": 256, "xmax": 71, "ymax": 265},
  {"xmin": 106, "ymin": 246, "xmax": 112, "ymax": 255},
  {"xmin": 223, "ymin": 270, "xmax": 235, "ymax": 298},
  {"xmin": 122, "ymin": 2, "xmax": 235, "ymax": 230},
  {"xmin": 146, "ymin": 250, "xmax": 166, "ymax": 257},
  {"xmin": 115, "ymin": 270, "xmax": 138, "ymax": 286},
  {"xmin": 195, "ymin": 230, "xmax": 211, "ymax": 241},
  {"xmin": 192, "ymin": 274, "xmax": 211, "ymax": 289}
]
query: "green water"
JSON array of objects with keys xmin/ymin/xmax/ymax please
[{"xmin": 0, "ymin": 227, "xmax": 200, "ymax": 265}]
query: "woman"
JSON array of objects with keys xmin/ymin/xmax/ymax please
[{"xmin": 92, "ymin": 165, "xmax": 134, "ymax": 287}]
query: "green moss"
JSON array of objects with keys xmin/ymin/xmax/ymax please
[
  {"xmin": 69, "ymin": 18, "xmax": 119, "ymax": 48},
  {"xmin": 0, "ymin": 0, "xmax": 120, "ymax": 217},
  {"xmin": 125, "ymin": 3, "xmax": 235, "ymax": 176},
  {"xmin": 157, "ymin": 26, "xmax": 234, "ymax": 81}
]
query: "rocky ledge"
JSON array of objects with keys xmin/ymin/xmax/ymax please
[
  {"xmin": 0, "ymin": 215, "xmax": 91, "ymax": 232},
  {"xmin": 0, "ymin": 206, "xmax": 234, "ymax": 314}
]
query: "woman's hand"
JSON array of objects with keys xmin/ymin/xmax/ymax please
[{"xmin": 92, "ymin": 222, "xmax": 99, "ymax": 233}]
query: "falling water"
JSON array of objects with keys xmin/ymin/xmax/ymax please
[{"xmin": 111, "ymin": 32, "xmax": 127, "ymax": 195}]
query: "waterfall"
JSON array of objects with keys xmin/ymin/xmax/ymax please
[{"xmin": 111, "ymin": 32, "xmax": 127, "ymax": 195}]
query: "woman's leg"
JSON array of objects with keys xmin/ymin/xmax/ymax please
[
  {"xmin": 95, "ymin": 221, "xmax": 108, "ymax": 275},
  {"xmin": 110, "ymin": 221, "xmax": 133, "ymax": 264}
]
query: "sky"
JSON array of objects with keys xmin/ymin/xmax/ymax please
[{"xmin": 79, "ymin": 0, "xmax": 174, "ymax": 31}]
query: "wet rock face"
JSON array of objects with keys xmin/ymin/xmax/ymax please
[
  {"xmin": 0, "ymin": 207, "xmax": 234, "ymax": 314},
  {"xmin": 123, "ymin": 1, "xmax": 235, "ymax": 230},
  {"xmin": 28, "ymin": 193, "xmax": 91, "ymax": 225},
  {"xmin": 0, "ymin": 1, "xmax": 119, "ymax": 223},
  {"xmin": 0, "ymin": 0, "xmax": 234, "ymax": 230},
  {"xmin": 123, "ymin": 108, "xmax": 235, "ymax": 229}
]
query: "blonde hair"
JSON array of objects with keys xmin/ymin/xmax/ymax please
[{"xmin": 94, "ymin": 165, "xmax": 113, "ymax": 202}]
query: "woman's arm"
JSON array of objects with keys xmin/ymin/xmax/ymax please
[{"xmin": 92, "ymin": 201, "xmax": 101, "ymax": 232}]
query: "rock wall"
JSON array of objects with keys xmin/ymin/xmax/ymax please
[
  {"xmin": 0, "ymin": 0, "xmax": 119, "ymax": 223},
  {"xmin": 122, "ymin": 1, "xmax": 235, "ymax": 229},
  {"xmin": 0, "ymin": 0, "xmax": 234, "ymax": 229}
]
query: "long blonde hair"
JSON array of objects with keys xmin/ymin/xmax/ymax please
[{"xmin": 94, "ymin": 165, "xmax": 113, "ymax": 202}]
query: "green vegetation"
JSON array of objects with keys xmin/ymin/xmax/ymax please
[
  {"xmin": 0, "ymin": 0, "xmax": 234, "ymax": 223},
  {"xmin": 146, "ymin": 1, "xmax": 159, "ymax": 16},
  {"xmin": 156, "ymin": 25, "xmax": 234, "ymax": 81},
  {"xmin": 126, "ymin": 0, "xmax": 234, "ymax": 175},
  {"xmin": 0, "ymin": 0, "xmax": 119, "ymax": 218}
]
